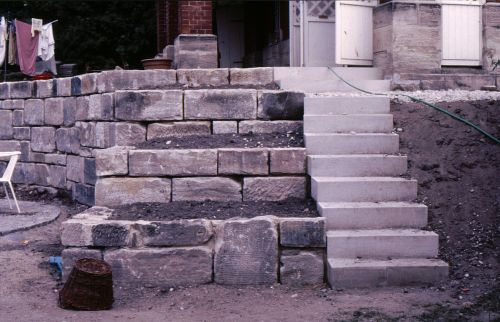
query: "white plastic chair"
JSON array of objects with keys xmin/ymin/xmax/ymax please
[{"xmin": 0, "ymin": 152, "xmax": 21, "ymax": 213}]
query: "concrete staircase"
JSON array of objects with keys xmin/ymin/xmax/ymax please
[{"xmin": 304, "ymin": 94, "xmax": 448, "ymax": 288}]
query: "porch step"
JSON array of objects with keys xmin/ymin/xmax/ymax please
[
  {"xmin": 304, "ymin": 96, "xmax": 390, "ymax": 115},
  {"xmin": 303, "ymin": 114, "xmax": 393, "ymax": 133},
  {"xmin": 328, "ymin": 258, "xmax": 449, "ymax": 288},
  {"xmin": 311, "ymin": 177, "xmax": 417, "ymax": 203},
  {"xmin": 308, "ymin": 155, "xmax": 407, "ymax": 177},
  {"xmin": 318, "ymin": 202, "xmax": 427, "ymax": 229},
  {"xmin": 278, "ymin": 79, "xmax": 391, "ymax": 93},
  {"xmin": 326, "ymin": 229, "xmax": 439, "ymax": 259},
  {"xmin": 304, "ymin": 133, "xmax": 399, "ymax": 155},
  {"xmin": 274, "ymin": 67, "xmax": 383, "ymax": 82}
]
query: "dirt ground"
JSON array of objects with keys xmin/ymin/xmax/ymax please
[{"xmin": 0, "ymin": 100, "xmax": 499, "ymax": 321}]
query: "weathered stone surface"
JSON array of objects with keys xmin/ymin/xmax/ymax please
[
  {"xmin": 238, "ymin": 120, "xmax": 303, "ymax": 134},
  {"xmin": 61, "ymin": 219, "xmax": 94, "ymax": 246},
  {"xmin": 177, "ymin": 68, "xmax": 229, "ymax": 87},
  {"xmin": 243, "ymin": 177, "xmax": 306, "ymax": 201},
  {"xmin": 184, "ymin": 89, "xmax": 257, "ymax": 120},
  {"xmin": 12, "ymin": 162, "xmax": 49, "ymax": 185},
  {"xmin": 84, "ymin": 158, "xmax": 97, "ymax": 185},
  {"xmin": 115, "ymin": 90, "xmax": 183, "ymax": 121},
  {"xmin": 71, "ymin": 73, "xmax": 98, "ymax": 95},
  {"xmin": 55, "ymin": 127, "xmax": 81, "ymax": 154},
  {"xmin": 61, "ymin": 248, "xmax": 102, "ymax": 281},
  {"xmin": 174, "ymin": 34, "xmax": 218, "ymax": 69},
  {"xmin": 95, "ymin": 177, "xmax": 171, "ymax": 207},
  {"xmin": 95, "ymin": 146, "xmax": 131, "ymax": 176},
  {"xmin": 35, "ymin": 79, "xmax": 54, "ymax": 98},
  {"xmin": 280, "ymin": 250, "xmax": 324, "ymax": 287},
  {"xmin": 212, "ymin": 121, "xmax": 237, "ymax": 134},
  {"xmin": 214, "ymin": 216, "xmax": 278, "ymax": 285},
  {"xmin": 31, "ymin": 127, "xmax": 56, "ymax": 152},
  {"xmin": 67, "ymin": 155, "xmax": 85, "ymax": 183},
  {"xmin": 44, "ymin": 98, "xmax": 65, "ymax": 125},
  {"xmin": 280, "ymin": 218, "xmax": 325, "ymax": 247},
  {"xmin": 85, "ymin": 93, "xmax": 114, "ymax": 120},
  {"xmin": 1, "ymin": 99, "xmax": 24, "ymax": 110},
  {"xmin": 218, "ymin": 148, "xmax": 269, "ymax": 175},
  {"xmin": 73, "ymin": 183, "xmax": 95, "ymax": 206},
  {"xmin": 112, "ymin": 122, "xmax": 147, "ymax": 146},
  {"xmin": 104, "ymin": 247, "xmax": 213, "ymax": 287},
  {"xmin": 24, "ymin": 99, "xmax": 44, "ymax": 125},
  {"xmin": 91, "ymin": 221, "xmax": 131, "ymax": 246},
  {"xmin": 0, "ymin": 110, "xmax": 13, "ymax": 139},
  {"xmin": 97, "ymin": 70, "xmax": 177, "ymax": 93},
  {"xmin": 44, "ymin": 153, "xmax": 67, "ymax": 165},
  {"xmin": 270, "ymin": 148, "xmax": 306, "ymax": 174},
  {"xmin": 10, "ymin": 81, "xmax": 33, "ymax": 98},
  {"xmin": 12, "ymin": 110, "xmax": 23, "ymax": 126},
  {"xmin": 0, "ymin": 140, "xmax": 21, "ymax": 152},
  {"xmin": 47, "ymin": 165, "xmax": 66, "ymax": 188},
  {"xmin": 138, "ymin": 219, "xmax": 213, "ymax": 246},
  {"xmin": 173, "ymin": 177, "xmax": 242, "ymax": 202},
  {"xmin": 76, "ymin": 122, "xmax": 113, "ymax": 148},
  {"xmin": 147, "ymin": 122, "xmax": 211, "ymax": 140},
  {"xmin": 258, "ymin": 91, "xmax": 304, "ymax": 120},
  {"xmin": 129, "ymin": 149, "xmax": 217, "ymax": 176},
  {"xmin": 57, "ymin": 77, "xmax": 72, "ymax": 96},
  {"xmin": 0, "ymin": 82, "xmax": 8, "ymax": 99},
  {"xmin": 230, "ymin": 68, "xmax": 274, "ymax": 86},
  {"xmin": 13, "ymin": 127, "xmax": 30, "ymax": 140}
]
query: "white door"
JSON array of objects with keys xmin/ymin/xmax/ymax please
[
  {"xmin": 303, "ymin": 0, "xmax": 336, "ymax": 66},
  {"xmin": 441, "ymin": 0, "xmax": 484, "ymax": 66},
  {"xmin": 217, "ymin": 6, "xmax": 245, "ymax": 68},
  {"xmin": 335, "ymin": 0, "xmax": 377, "ymax": 66}
]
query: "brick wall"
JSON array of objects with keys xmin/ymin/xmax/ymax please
[{"xmin": 178, "ymin": 0, "xmax": 213, "ymax": 34}]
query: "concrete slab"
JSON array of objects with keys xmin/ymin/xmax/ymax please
[{"xmin": 0, "ymin": 200, "xmax": 60, "ymax": 236}]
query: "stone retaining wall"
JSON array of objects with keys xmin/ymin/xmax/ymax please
[
  {"xmin": 61, "ymin": 207, "xmax": 326, "ymax": 288},
  {"xmin": 0, "ymin": 68, "xmax": 305, "ymax": 205}
]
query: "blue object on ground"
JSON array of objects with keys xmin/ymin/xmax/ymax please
[{"xmin": 50, "ymin": 256, "xmax": 63, "ymax": 273}]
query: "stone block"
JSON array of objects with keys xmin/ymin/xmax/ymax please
[
  {"xmin": 76, "ymin": 122, "xmax": 113, "ymax": 148},
  {"xmin": 177, "ymin": 68, "xmax": 229, "ymax": 87},
  {"xmin": 24, "ymin": 99, "xmax": 44, "ymax": 125},
  {"xmin": 63, "ymin": 97, "xmax": 77, "ymax": 126},
  {"xmin": 129, "ymin": 149, "xmax": 217, "ymax": 176},
  {"xmin": 258, "ymin": 91, "xmax": 304, "ymax": 120},
  {"xmin": 1, "ymin": 99, "xmax": 24, "ymax": 110},
  {"xmin": 44, "ymin": 153, "xmax": 67, "ymax": 165},
  {"xmin": 84, "ymin": 158, "xmax": 97, "ymax": 185},
  {"xmin": 280, "ymin": 218, "xmax": 325, "ymax": 247},
  {"xmin": 214, "ymin": 216, "xmax": 278, "ymax": 285},
  {"xmin": 0, "ymin": 110, "xmax": 13, "ymax": 139},
  {"xmin": 73, "ymin": 183, "xmax": 95, "ymax": 206},
  {"xmin": 184, "ymin": 89, "xmax": 257, "ymax": 120},
  {"xmin": 172, "ymin": 177, "xmax": 242, "ymax": 202},
  {"xmin": 44, "ymin": 98, "xmax": 64, "ymax": 125},
  {"xmin": 67, "ymin": 155, "xmax": 85, "ymax": 183},
  {"xmin": 71, "ymin": 73, "xmax": 98, "ymax": 95},
  {"xmin": 57, "ymin": 77, "xmax": 72, "ymax": 96},
  {"xmin": 55, "ymin": 127, "xmax": 81, "ymax": 154},
  {"xmin": 115, "ymin": 90, "xmax": 183, "ymax": 121},
  {"xmin": 112, "ymin": 122, "xmax": 147, "ymax": 146},
  {"xmin": 12, "ymin": 162, "xmax": 49, "ymax": 185},
  {"xmin": 95, "ymin": 177, "xmax": 171, "ymax": 207},
  {"xmin": 218, "ymin": 148, "xmax": 269, "ymax": 175},
  {"xmin": 270, "ymin": 148, "xmax": 306, "ymax": 174},
  {"xmin": 35, "ymin": 79, "xmax": 54, "ymax": 98},
  {"xmin": 31, "ymin": 127, "xmax": 56, "ymax": 152},
  {"xmin": 48, "ymin": 165, "xmax": 66, "ymax": 188},
  {"xmin": 280, "ymin": 250, "xmax": 324, "ymax": 287},
  {"xmin": 138, "ymin": 219, "xmax": 213, "ymax": 246},
  {"xmin": 75, "ymin": 96, "xmax": 89, "ymax": 121},
  {"xmin": 104, "ymin": 247, "xmax": 213, "ymax": 287},
  {"xmin": 230, "ymin": 68, "xmax": 274, "ymax": 86},
  {"xmin": 212, "ymin": 121, "xmax": 237, "ymax": 134},
  {"xmin": 0, "ymin": 82, "xmax": 8, "ymax": 99},
  {"xmin": 419, "ymin": 4, "xmax": 440, "ymax": 27},
  {"xmin": 84, "ymin": 93, "xmax": 114, "ymax": 120},
  {"xmin": 91, "ymin": 221, "xmax": 131, "ymax": 247},
  {"xmin": 12, "ymin": 110, "xmax": 23, "ymax": 126},
  {"xmin": 243, "ymin": 177, "xmax": 306, "ymax": 201},
  {"xmin": 238, "ymin": 120, "xmax": 303, "ymax": 134},
  {"xmin": 0, "ymin": 140, "xmax": 21, "ymax": 152},
  {"xmin": 61, "ymin": 248, "xmax": 102, "ymax": 281},
  {"xmin": 174, "ymin": 34, "xmax": 218, "ymax": 69},
  {"xmin": 61, "ymin": 219, "xmax": 94, "ymax": 246},
  {"xmin": 147, "ymin": 121, "xmax": 211, "ymax": 140},
  {"xmin": 95, "ymin": 146, "xmax": 131, "ymax": 177},
  {"xmin": 13, "ymin": 127, "xmax": 30, "ymax": 140},
  {"xmin": 96, "ymin": 70, "xmax": 177, "ymax": 93},
  {"xmin": 9, "ymin": 81, "xmax": 33, "ymax": 98}
]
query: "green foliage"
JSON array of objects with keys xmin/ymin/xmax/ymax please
[{"xmin": 0, "ymin": 1, "xmax": 157, "ymax": 72}]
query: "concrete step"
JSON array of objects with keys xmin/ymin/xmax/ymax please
[
  {"xmin": 278, "ymin": 79, "xmax": 391, "ymax": 93},
  {"xmin": 326, "ymin": 229, "xmax": 439, "ymax": 259},
  {"xmin": 304, "ymin": 96, "xmax": 390, "ymax": 115},
  {"xmin": 304, "ymin": 114, "xmax": 393, "ymax": 133},
  {"xmin": 327, "ymin": 258, "xmax": 449, "ymax": 288},
  {"xmin": 305, "ymin": 133, "xmax": 399, "ymax": 155},
  {"xmin": 274, "ymin": 67, "xmax": 383, "ymax": 82},
  {"xmin": 319, "ymin": 202, "xmax": 427, "ymax": 229},
  {"xmin": 311, "ymin": 177, "xmax": 417, "ymax": 203},
  {"xmin": 308, "ymin": 155, "xmax": 407, "ymax": 177}
]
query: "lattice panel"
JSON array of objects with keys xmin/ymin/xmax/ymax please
[
  {"xmin": 294, "ymin": 0, "xmax": 301, "ymax": 24},
  {"xmin": 307, "ymin": 0, "xmax": 335, "ymax": 17}
]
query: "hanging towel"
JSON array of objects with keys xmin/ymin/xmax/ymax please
[
  {"xmin": 8, "ymin": 24, "xmax": 18, "ymax": 65},
  {"xmin": 31, "ymin": 18, "xmax": 42, "ymax": 37},
  {"xmin": 36, "ymin": 22, "xmax": 56, "ymax": 75},
  {"xmin": 0, "ymin": 17, "xmax": 7, "ymax": 66},
  {"xmin": 15, "ymin": 20, "xmax": 39, "ymax": 76}
]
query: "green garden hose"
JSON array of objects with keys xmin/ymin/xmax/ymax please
[{"xmin": 327, "ymin": 67, "xmax": 500, "ymax": 145}]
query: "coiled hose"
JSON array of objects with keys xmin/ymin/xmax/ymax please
[{"xmin": 327, "ymin": 67, "xmax": 500, "ymax": 145}]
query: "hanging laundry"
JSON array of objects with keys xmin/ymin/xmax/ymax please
[
  {"xmin": 36, "ymin": 22, "xmax": 56, "ymax": 75},
  {"xmin": 8, "ymin": 24, "xmax": 18, "ymax": 65},
  {"xmin": 15, "ymin": 19, "xmax": 39, "ymax": 76},
  {"xmin": 31, "ymin": 18, "xmax": 42, "ymax": 37},
  {"xmin": 0, "ymin": 17, "xmax": 7, "ymax": 66}
]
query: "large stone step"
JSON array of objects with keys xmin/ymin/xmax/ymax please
[
  {"xmin": 308, "ymin": 155, "xmax": 407, "ymax": 177},
  {"xmin": 327, "ymin": 258, "xmax": 448, "ymax": 288},
  {"xmin": 304, "ymin": 114, "xmax": 393, "ymax": 133},
  {"xmin": 326, "ymin": 229, "xmax": 439, "ymax": 259},
  {"xmin": 319, "ymin": 202, "xmax": 427, "ymax": 229},
  {"xmin": 305, "ymin": 133, "xmax": 399, "ymax": 155},
  {"xmin": 304, "ymin": 96, "xmax": 390, "ymax": 115},
  {"xmin": 274, "ymin": 67, "xmax": 383, "ymax": 82},
  {"xmin": 279, "ymin": 79, "xmax": 391, "ymax": 93},
  {"xmin": 312, "ymin": 177, "xmax": 417, "ymax": 202}
]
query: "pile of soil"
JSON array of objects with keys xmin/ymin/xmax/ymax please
[
  {"xmin": 111, "ymin": 198, "xmax": 318, "ymax": 221},
  {"xmin": 393, "ymin": 99, "xmax": 499, "ymax": 303},
  {"xmin": 134, "ymin": 132, "xmax": 304, "ymax": 150}
]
